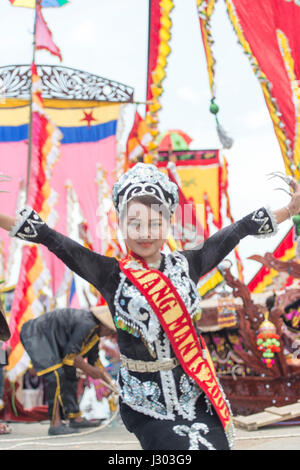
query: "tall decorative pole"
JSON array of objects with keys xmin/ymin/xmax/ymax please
[{"xmin": 26, "ymin": 1, "xmax": 38, "ymax": 201}]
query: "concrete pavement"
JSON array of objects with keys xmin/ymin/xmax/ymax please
[{"xmin": 0, "ymin": 417, "xmax": 300, "ymax": 450}]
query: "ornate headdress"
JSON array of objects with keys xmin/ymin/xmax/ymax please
[{"xmin": 113, "ymin": 163, "xmax": 179, "ymax": 216}]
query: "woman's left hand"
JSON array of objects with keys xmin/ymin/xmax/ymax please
[
  {"xmin": 287, "ymin": 176, "xmax": 300, "ymax": 216},
  {"xmin": 270, "ymin": 173, "xmax": 300, "ymax": 224}
]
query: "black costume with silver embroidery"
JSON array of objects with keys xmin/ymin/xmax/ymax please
[{"xmin": 10, "ymin": 205, "xmax": 278, "ymax": 450}]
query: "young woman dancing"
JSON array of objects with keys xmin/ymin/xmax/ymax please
[{"xmin": 0, "ymin": 164, "xmax": 299, "ymax": 450}]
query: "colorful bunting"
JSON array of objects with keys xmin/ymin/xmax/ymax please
[
  {"xmin": 3, "ymin": 179, "xmax": 25, "ymax": 289},
  {"xmin": 5, "ymin": 64, "xmax": 62, "ymax": 381},
  {"xmin": 145, "ymin": 0, "xmax": 174, "ymax": 162},
  {"xmin": 125, "ymin": 111, "xmax": 152, "ymax": 169},
  {"xmin": 196, "ymin": 0, "xmax": 217, "ymax": 98},
  {"xmin": 6, "ymin": 245, "xmax": 51, "ymax": 381}
]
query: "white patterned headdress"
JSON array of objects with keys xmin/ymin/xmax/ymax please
[{"xmin": 113, "ymin": 163, "xmax": 179, "ymax": 216}]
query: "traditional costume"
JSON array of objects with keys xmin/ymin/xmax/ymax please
[
  {"xmin": 20, "ymin": 307, "xmax": 111, "ymax": 429},
  {"xmin": 10, "ymin": 163, "xmax": 279, "ymax": 450}
]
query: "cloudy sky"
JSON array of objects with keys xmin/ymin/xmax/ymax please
[{"xmin": 0, "ymin": 0, "xmax": 292, "ymax": 282}]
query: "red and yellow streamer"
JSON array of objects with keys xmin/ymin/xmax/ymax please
[
  {"xmin": 145, "ymin": 0, "xmax": 174, "ymax": 163},
  {"xmin": 6, "ymin": 64, "xmax": 61, "ymax": 382}
]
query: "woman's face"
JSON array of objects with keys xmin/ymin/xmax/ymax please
[{"xmin": 119, "ymin": 200, "xmax": 170, "ymax": 261}]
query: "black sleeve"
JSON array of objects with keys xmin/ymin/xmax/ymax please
[
  {"xmin": 10, "ymin": 206, "xmax": 119, "ymax": 292},
  {"xmin": 63, "ymin": 324, "xmax": 96, "ymax": 359},
  {"xmin": 86, "ymin": 343, "xmax": 101, "ymax": 367},
  {"xmin": 182, "ymin": 207, "xmax": 278, "ymax": 282}
]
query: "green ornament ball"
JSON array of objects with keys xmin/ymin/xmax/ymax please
[{"xmin": 209, "ymin": 101, "xmax": 219, "ymax": 115}]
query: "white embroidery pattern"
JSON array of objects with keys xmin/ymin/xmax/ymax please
[
  {"xmin": 114, "ymin": 272, "xmax": 161, "ymax": 357},
  {"xmin": 252, "ymin": 207, "xmax": 278, "ymax": 239},
  {"xmin": 114, "ymin": 251, "xmax": 201, "ymax": 356},
  {"xmin": 173, "ymin": 423, "xmax": 216, "ymax": 450},
  {"xmin": 119, "ymin": 366, "xmax": 172, "ymax": 421},
  {"xmin": 115, "ymin": 251, "xmax": 202, "ymax": 421}
]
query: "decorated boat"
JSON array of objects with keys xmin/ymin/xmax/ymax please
[{"xmin": 197, "ymin": 259, "xmax": 300, "ymax": 416}]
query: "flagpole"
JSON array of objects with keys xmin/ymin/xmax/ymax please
[
  {"xmin": 145, "ymin": 0, "xmax": 151, "ymax": 117},
  {"xmin": 26, "ymin": 1, "xmax": 38, "ymax": 202}
]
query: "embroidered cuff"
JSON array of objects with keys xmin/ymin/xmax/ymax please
[
  {"xmin": 251, "ymin": 206, "xmax": 279, "ymax": 238},
  {"xmin": 9, "ymin": 206, "xmax": 45, "ymax": 242}
]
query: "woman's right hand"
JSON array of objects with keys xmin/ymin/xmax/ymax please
[
  {"xmin": 0, "ymin": 174, "xmax": 17, "ymax": 232},
  {"xmin": 90, "ymin": 367, "xmax": 118, "ymax": 393},
  {"xmin": 0, "ymin": 213, "xmax": 16, "ymax": 232}
]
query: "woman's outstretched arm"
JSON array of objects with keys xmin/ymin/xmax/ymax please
[
  {"xmin": 183, "ymin": 177, "xmax": 300, "ymax": 282},
  {"xmin": 0, "ymin": 207, "xmax": 118, "ymax": 293},
  {"xmin": 0, "ymin": 213, "xmax": 15, "ymax": 232}
]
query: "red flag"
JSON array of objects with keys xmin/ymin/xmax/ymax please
[
  {"xmin": 35, "ymin": 4, "xmax": 62, "ymax": 61},
  {"xmin": 226, "ymin": 0, "xmax": 300, "ymax": 178},
  {"xmin": 125, "ymin": 112, "xmax": 152, "ymax": 168}
]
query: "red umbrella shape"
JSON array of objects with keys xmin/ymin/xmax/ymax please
[{"xmin": 157, "ymin": 129, "xmax": 193, "ymax": 151}]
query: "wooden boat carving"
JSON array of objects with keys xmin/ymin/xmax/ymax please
[
  {"xmin": 249, "ymin": 253, "xmax": 300, "ymax": 279},
  {"xmin": 197, "ymin": 264, "xmax": 300, "ymax": 416}
]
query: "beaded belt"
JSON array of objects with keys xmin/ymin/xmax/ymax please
[{"xmin": 120, "ymin": 354, "xmax": 179, "ymax": 373}]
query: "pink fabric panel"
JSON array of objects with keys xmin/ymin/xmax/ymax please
[
  {"xmin": 52, "ymin": 136, "xmax": 117, "ymax": 246},
  {"xmin": 44, "ymin": 135, "xmax": 117, "ymax": 294},
  {"xmin": 0, "ymin": 136, "xmax": 116, "ymax": 296},
  {"xmin": 0, "ymin": 141, "xmax": 28, "ymax": 258}
]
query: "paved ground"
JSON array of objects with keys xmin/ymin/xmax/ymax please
[{"xmin": 0, "ymin": 415, "xmax": 300, "ymax": 451}]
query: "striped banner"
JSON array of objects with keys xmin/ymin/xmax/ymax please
[
  {"xmin": 144, "ymin": 0, "xmax": 174, "ymax": 162},
  {"xmin": 6, "ymin": 64, "xmax": 61, "ymax": 382}
]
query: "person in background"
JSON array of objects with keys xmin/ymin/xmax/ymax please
[
  {"xmin": 20, "ymin": 305, "xmax": 117, "ymax": 436},
  {"xmin": 0, "ymin": 308, "xmax": 11, "ymax": 434},
  {"xmin": 0, "ymin": 342, "xmax": 5, "ymax": 411}
]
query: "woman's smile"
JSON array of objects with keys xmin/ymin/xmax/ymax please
[{"xmin": 137, "ymin": 241, "xmax": 154, "ymax": 249}]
